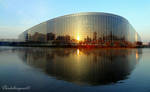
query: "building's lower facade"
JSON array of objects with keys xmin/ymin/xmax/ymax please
[{"xmin": 19, "ymin": 12, "xmax": 142, "ymax": 47}]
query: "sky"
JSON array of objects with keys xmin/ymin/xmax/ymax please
[{"xmin": 0, "ymin": 0, "xmax": 150, "ymax": 42}]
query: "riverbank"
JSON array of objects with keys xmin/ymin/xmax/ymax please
[{"xmin": 0, "ymin": 41, "xmax": 144, "ymax": 48}]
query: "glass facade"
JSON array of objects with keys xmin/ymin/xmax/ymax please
[{"xmin": 19, "ymin": 12, "xmax": 141, "ymax": 47}]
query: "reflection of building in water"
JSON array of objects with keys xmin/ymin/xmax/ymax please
[
  {"xmin": 18, "ymin": 48, "xmax": 142, "ymax": 85},
  {"xmin": 19, "ymin": 12, "xmax": 142, "ymax": 47}
]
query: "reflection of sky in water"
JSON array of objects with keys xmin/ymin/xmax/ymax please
[{"xmin": 1, "ymin": 47, "xmax": 150, "ymax": 92}]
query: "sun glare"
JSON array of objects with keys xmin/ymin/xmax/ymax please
[
  {"xmin": 77, "ymin": 49, "xmax": 80, "ymax": 56},
  {"xmin": 77, "ymin": 35, "xmax": 80, "ymax": 41}
]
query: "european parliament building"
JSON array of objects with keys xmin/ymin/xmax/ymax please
[{"xmin": 19, "ymin": 12, "xmax": 141, "ymax": 47}]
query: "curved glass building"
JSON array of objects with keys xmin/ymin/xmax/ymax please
[{"xmin": 19, "ymin": 12, "xmax": 141, "ymax": 47}]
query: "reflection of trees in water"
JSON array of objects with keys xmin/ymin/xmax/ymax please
[
  {"xmin": 17, "ymin": 48, "xmax": 142, "ymax": 85},
  {"xmin": 28, "ymin": 31, "xmax": 142, "ymax": 47}
]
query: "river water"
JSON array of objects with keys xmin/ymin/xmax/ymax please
[{"xmin": 0, "ymin": 46, "xmax": 149, "ymax": 92}]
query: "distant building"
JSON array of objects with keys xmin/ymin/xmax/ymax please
[
  {"xmin": 93, "ymin": 32, "xmax": 97, "ymax": 41},
  {"xmin": 47, "ymin": 33, "xmax": 56, "ymax": 41}
]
